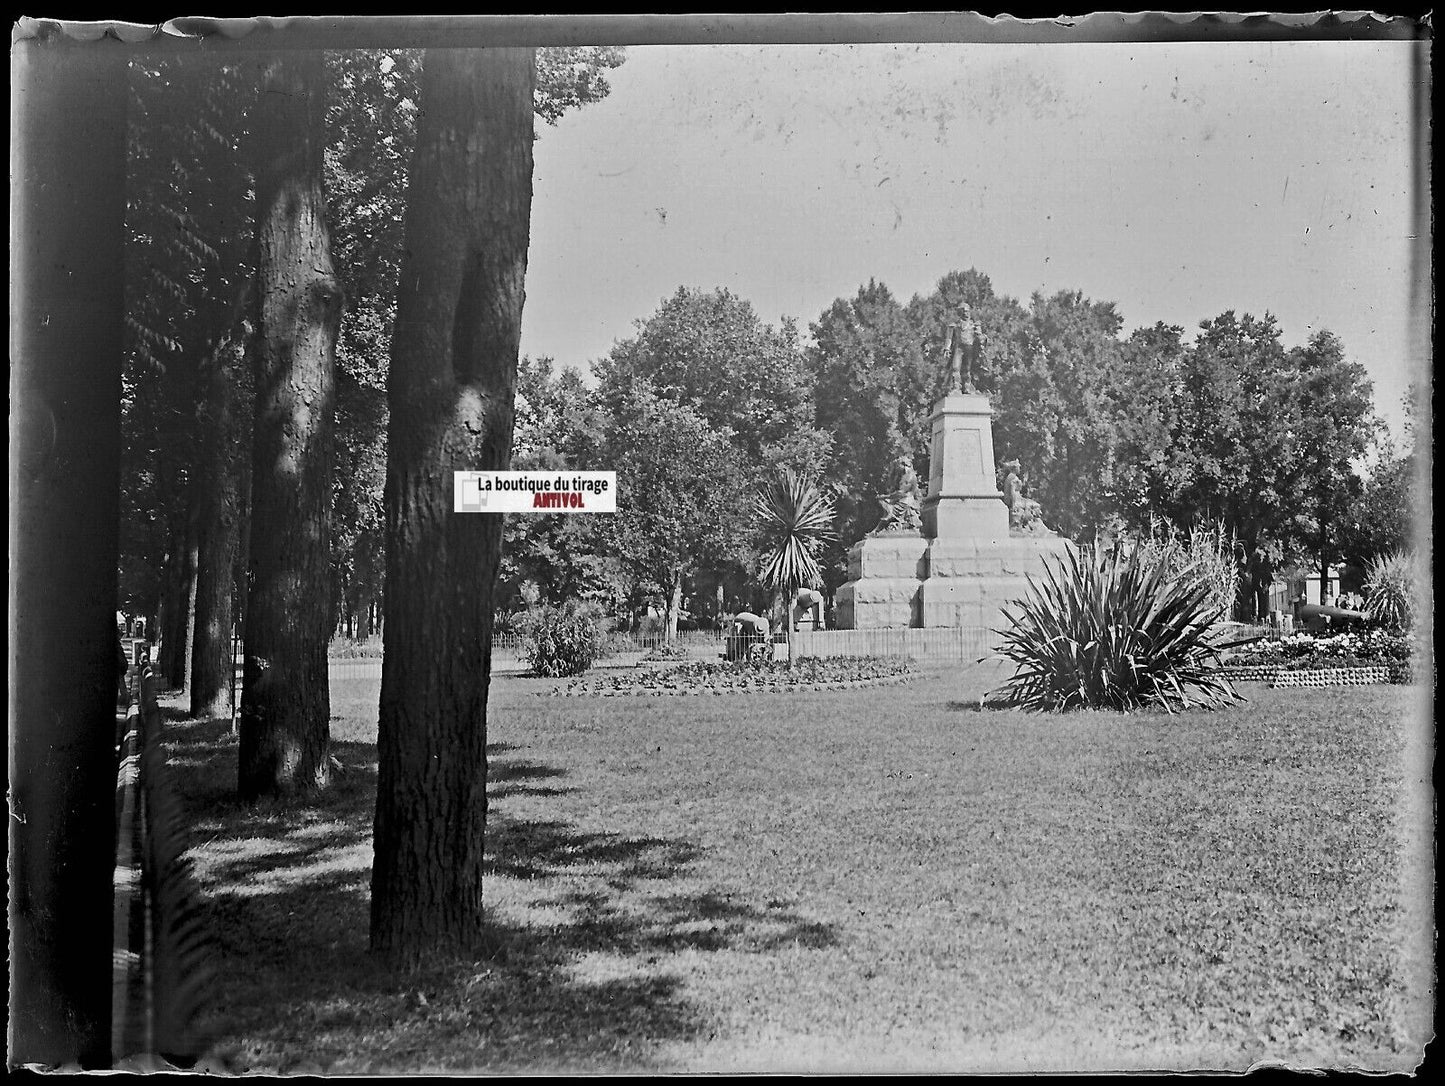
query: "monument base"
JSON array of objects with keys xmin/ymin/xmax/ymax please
[
  {"xmin": 834, "ymin": 532, "xmax": 928, "ymax": 630},
  {"xmin": 835, "ymin": 529, "xmax": 1074, "ymax": 630},
  {"xmin": 918, "ymin": 534, "xmax": 1073, "ymax": 628}
]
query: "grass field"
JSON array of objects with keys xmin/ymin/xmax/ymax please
[{"xmin": 164, "ymin": 665, "xmax": 1433, "ymax": 1074}]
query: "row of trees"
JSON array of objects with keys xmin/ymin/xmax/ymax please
[{"xmin": 118, "ymin": 46, "xmax": 624, "ymax": 968}]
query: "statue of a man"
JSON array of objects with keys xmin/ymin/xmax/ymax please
[{"xmin": 944, "ymin": 307, "xmax": 982, "ymax": 394}]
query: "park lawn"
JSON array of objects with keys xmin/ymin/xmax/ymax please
[{"xmin": 164, "ymin": 667, "xmax": 1432, "ymax": 1075}]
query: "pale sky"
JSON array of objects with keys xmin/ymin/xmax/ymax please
[{"xmin": 520, "ymin": 40, "xmax": 1429, "ymax": 440}]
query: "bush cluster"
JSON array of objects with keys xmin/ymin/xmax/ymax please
[{"xmin": 522, "ymin": 604, "xmax": 605, "ymax": 677}]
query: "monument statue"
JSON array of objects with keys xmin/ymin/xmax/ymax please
[
  {"xmin": 836, "ymin": 310, "xmax": 1073, "ymax": 630},
  {"xmin": 999, "ymin": 458, "xmax": 1048, "ymax": 535},
  {"xmin": 943, "ymin": 307, "xmax": 983, "ymax": 394},
  {"xmin": 873, "ymin": 454, "xmax": 922, "ymax": 533}
]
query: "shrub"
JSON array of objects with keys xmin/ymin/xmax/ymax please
[
  {"xmin": 988, "ymin": 544, "xmax": 1242, "ymax": 713},
  {"xmin": 1132, "ymin": 516, "xmax": 1240, "ymax": 625},
  {"xmin": 1363, "ymin": 549, "xmax": 1423, "ymax": 633},
  {"xmin": 522, "ymin": 604, "xmax": 604, "ymax": 677}
]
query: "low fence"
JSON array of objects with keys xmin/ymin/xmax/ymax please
[
  {"xmin": 111, "ymin": 664, "xmax": 214, "ymax": 1066},
  {"xmin": 793, "ymin": 626, "xmax": 997, "ymax": 663}
]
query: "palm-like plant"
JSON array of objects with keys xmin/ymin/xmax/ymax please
[
  {"xmin": 1363, "ymin": 548, "xmax": 1422, "ymax": 633},
  {"xmin": 754, "ymin": 468, "xmax": 837, "ymax": 666},
  {"xmin": 988, "ymin": 544, "xmax": 1242, "ymax": 713}
]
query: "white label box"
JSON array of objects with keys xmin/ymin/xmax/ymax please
[{"xmin": 454, "ymin": 471, "xmax": 617, "ymax": 513}]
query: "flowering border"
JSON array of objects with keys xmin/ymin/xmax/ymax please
[
  {"xmin": 1222, "ymin": 663, "xmax": 1414, "ymax": 687},
  {"xmin": 541, "ymin": 672, "xmax": 918, "ymax": 698}
]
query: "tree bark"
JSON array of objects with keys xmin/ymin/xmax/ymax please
[
  {"xmin": 155, "ymin": 535, "xmax": 182, "ymax": 682},
  {"xmin": 11, "ymin": 37, "xmax": 125, "ymax": 1066},
  {"xmin": 190, "ymin": 331, "xmax": 247, "ymax": 719},
  {"xmin": 238, "ymin": 51, "xmax": 342, "ymax": 800},
  {"xmin": 663, "ymin": 572, "xmax": 683, "ymax": 641},
  {"xmin": 160, "ymin": 509, "xmax": 200, "ymax": 691},
  {"xmin": 370, "ymin": 47, "xmax": 535, "ymax": 965}
]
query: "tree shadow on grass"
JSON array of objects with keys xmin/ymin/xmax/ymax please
[{"xmin": 162, "ymin": 720, "xmax": 836, "ymax": 1074}]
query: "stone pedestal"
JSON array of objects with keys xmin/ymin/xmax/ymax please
[
  {"xmin": 919, "ymin": 535, "xmax": 1073, "ymax": 628},
  {"xmin": 834, "ymin": 532, "xmax": 927, "ymax": 630},
  {"xmin": 920, "ymin": 391, "xmax": 1009, "ymax": 540}
]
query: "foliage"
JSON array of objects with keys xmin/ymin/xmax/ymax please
[
  {"xmin": 599, "ymin": 286, "xmax": 830, "ymax": 475},
  {"xmin": 808, "ymin": 279, "xmax": 933, "ymax": 569},
  {"xmin": 989, "ymin": 545, "xmax": 1242, "ymax": 713},
  {"xmin": 533, "ymin": 46, "xmax": 628, "ymax": 125},
  {"xmin": 598, "ymin": 379, "xmax": 750, "ymax": 637},
  {"xmin": 754, "ymin": 468, "xmax": 836, "ymax": 594},
  {"xmin": 499, "ymin": 356, "xmax": 616, "ymax": 612},
  {"xmin": 523, "ymin": 604, "xmax": 605, "ymax": 677},
  {"xmin": 1363, "ymin": 549, "xmax": 1423, "ymax": 634},
  {"xmin": 641, "ymin": 642, "xmax": 691, "ymax": 662},
  {"xmin": 1340, "ymin": 443, "xmax": 1418, "ymax": 567},
  {"xmin": 1130, "ymin": 517, "xmax": 1241, "ymax": 624},
  {"xmin": 1143, "ymin": 313, "xmax": 1379, "ymax": 619},
  {"xmin": 122, "ymin": 55, "xmax": 257, "ymax": 620}
]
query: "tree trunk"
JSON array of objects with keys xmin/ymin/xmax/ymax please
[
  {"xmin": 191, "ymin": 332, "xmax": 246, "ymax": 719},
  {"xmin": 784, "ymin": 584, "xmax": 796, "ymax": 667},
  {"xmin": 11, "ymin": 37, "xmax": 125, "ymax": 1066},
  {"xmin": 663, "ymin": 573, "xmax": 683, "ymax": 641},
  {"xmin": 238, "ymin": 52, "xmax": 342, "ymax": 800},
  {"xmin": 369, "ymin": 47, "xmax": 535, "ymax": 965},
  {"xmin": 162, "ymin": 510, "xmax": 200, "ymax": 692},
  {"xmin": 155, "ymin": 537, "xmax": 181, "ymax": 681}
]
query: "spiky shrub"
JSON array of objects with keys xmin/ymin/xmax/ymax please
[
  {"xmin": 523, "ymin": 603, "xmax": 604, "ymax": 677},
  {"xmin": 989, "ymin": 545, "xmax": 1243, "ymax": 713},
  {"xmin": 753, "ymin": 467, "xmax": 836, "ymax": 666},
  {"xmin": 1364, "ymin": 549, "xmax": 1422, "ymax": 633}
]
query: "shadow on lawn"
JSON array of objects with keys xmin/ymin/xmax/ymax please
[{"xmin": 160, "ymin": 715, "xmax": 832, "ymax": 1073}]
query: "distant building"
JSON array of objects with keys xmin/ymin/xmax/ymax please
[{"xmin": 1269, "ymin": 566, "xmax": 1346, "ymax": 612}]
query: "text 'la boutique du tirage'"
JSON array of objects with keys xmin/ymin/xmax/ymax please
[{"xmin": 453, "ymin": 471, "xmax": 618, "ymax": 514}]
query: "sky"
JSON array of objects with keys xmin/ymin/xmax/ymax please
[{"xmin": 519, "ymin": 39, "xmax": 1428, "ymax": 442}]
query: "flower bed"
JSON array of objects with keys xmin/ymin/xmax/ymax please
[
  {"xmin": 1221, "ymin": 629, "xmax": 1417, "ymax": 684},
  {"xmin": 543, "ymin": 655, "xmax": 918, "ymax": 697}
]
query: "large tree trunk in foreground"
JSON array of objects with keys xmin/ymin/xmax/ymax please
[
  {"xmin": 238, "ymin": 51, "xmax": 342, "ymax": 799},
  {"xmin": 191, "ymin": 330, "xmax": 247, "ymax": 719},
  {"xmin": 11, "ymin": 37, "xmax": 125, "ymax": 1066},
  {"xmin": 370, "ymin": 47, "xmax": 535, "ymax": 965}
]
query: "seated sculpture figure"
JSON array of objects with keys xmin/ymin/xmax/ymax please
[
  {"xmin": 999, "ymin": 459, "xmax": 1048, "ymax": 535},
  {"xmin": 873, "ymin": 454, "xmax": 922, "ymax": 533}
]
